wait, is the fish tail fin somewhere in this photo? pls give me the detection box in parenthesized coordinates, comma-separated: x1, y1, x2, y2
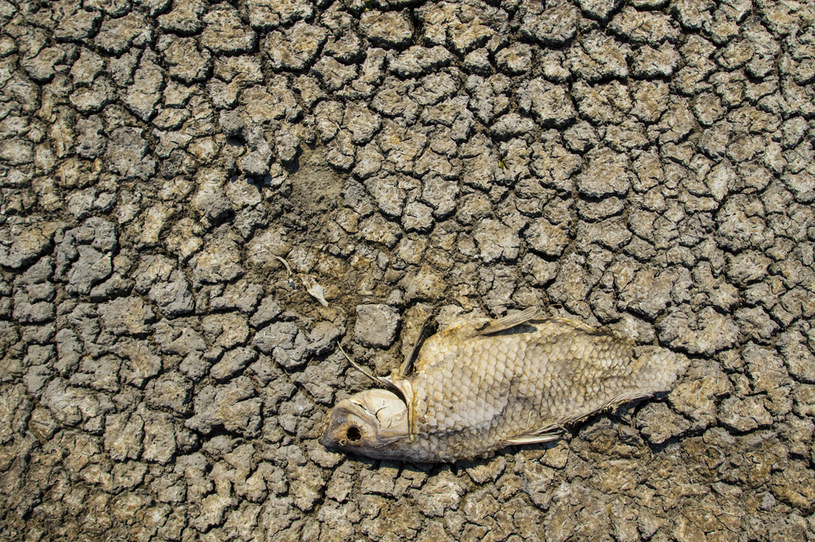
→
(633, 345, 689, 395)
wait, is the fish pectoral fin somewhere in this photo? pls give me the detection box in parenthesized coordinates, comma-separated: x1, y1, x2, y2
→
(479, 307, 542, 336)
(503, 426, 563, 446)
(399, 316, 437, 377)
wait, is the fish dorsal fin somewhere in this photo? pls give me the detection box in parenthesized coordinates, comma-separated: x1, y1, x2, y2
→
(479, 307, 542, 335)
(404, 308, 544, 375)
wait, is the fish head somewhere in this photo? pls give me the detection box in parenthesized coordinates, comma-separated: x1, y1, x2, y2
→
(321, 388, 410, 458)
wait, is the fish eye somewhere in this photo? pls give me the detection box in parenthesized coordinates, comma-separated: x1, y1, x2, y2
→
(346, 426, 362, 442)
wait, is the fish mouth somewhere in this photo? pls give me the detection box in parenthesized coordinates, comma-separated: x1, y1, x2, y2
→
(318, 419, 335, 449)
(319, 419, 342, 450)
(319, 430, 334, 448)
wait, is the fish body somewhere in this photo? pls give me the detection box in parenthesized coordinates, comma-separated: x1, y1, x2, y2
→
(322, 309, 687, 462)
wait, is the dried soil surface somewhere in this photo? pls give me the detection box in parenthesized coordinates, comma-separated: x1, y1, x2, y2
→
(1, 0, 814, 540)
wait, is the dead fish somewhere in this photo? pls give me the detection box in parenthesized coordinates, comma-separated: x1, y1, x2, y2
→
(321, 308, 687, 462)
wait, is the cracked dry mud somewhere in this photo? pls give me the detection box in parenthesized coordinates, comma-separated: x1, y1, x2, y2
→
(0, 0, 814, 540)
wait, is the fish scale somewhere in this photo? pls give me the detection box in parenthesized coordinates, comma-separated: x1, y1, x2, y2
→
(322, 309, 688, 462)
